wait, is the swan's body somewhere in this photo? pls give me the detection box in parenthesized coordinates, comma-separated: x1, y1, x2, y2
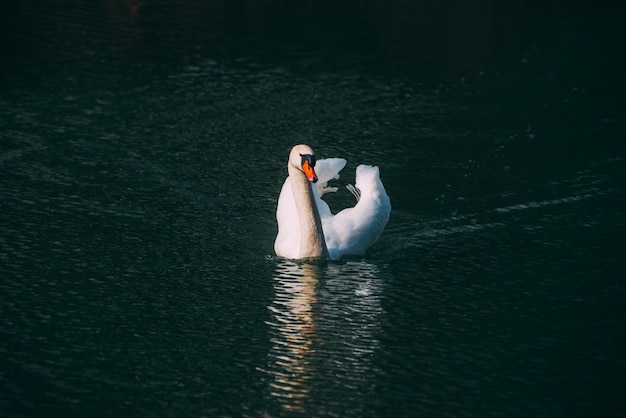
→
(274, 144, 391, 260)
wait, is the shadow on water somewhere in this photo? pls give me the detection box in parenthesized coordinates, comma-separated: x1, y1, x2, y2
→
(262, 259, 384, 415)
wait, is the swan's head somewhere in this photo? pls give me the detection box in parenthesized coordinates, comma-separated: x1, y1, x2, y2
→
(289, 144, 318, 183)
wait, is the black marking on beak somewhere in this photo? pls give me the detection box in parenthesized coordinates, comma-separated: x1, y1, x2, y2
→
(300, 153, 316, 168)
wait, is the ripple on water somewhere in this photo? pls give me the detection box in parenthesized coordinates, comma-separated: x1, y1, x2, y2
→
(261, 260, 386, 415)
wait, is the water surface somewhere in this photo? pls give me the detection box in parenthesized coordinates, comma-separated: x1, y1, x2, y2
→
(1, 1, 625, 417)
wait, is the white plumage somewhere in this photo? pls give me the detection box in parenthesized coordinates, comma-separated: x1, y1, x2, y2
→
(274, 145, 391, 260)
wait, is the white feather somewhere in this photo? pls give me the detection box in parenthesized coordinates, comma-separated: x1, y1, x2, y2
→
(275, 154, 391, 260)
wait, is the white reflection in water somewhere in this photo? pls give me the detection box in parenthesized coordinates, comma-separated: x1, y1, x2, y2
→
(264, 260, 383, 414)
(265, 261, 320, 412)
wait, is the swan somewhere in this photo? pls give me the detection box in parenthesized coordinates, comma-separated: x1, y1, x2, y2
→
(274, 144, 391, 260)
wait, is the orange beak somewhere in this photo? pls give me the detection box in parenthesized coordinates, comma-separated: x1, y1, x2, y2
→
(302, 159, 318, 183)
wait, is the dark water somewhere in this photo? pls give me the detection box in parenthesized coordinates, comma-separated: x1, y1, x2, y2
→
(1, 1, 625, 417)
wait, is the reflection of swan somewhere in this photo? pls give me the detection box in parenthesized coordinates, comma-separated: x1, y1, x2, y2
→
(266, 261, 321, 413)
(274, 144, 391, 260)
(264, 260, 384, 415)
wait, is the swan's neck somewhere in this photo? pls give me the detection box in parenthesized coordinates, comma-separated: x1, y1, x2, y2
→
(289, 165, 329, 259)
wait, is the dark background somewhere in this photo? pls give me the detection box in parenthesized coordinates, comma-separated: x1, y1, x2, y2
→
(1, 1, 625, 417)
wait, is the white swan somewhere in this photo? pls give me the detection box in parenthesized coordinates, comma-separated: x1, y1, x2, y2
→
(274, 144, 391, 260)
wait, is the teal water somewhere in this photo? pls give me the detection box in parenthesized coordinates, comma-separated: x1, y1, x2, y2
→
(1, 1, 625, 417)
